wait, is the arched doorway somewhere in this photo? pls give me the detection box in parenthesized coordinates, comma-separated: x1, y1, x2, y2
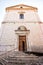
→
(18, 26, 27, 52)
(15, 26, 30, 52)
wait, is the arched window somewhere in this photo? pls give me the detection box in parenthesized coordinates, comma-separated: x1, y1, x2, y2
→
(20, 14, 24, 19)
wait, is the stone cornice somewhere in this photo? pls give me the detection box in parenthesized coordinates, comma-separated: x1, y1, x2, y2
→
(2, 21, 43, 24)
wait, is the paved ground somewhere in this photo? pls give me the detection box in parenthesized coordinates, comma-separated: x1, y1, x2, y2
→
(0, 51, 43, 65)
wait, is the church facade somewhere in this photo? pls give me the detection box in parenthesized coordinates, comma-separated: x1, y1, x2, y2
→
(0, 4, 43, 53)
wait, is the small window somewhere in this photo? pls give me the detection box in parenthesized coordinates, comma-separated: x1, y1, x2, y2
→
(20, 14, 24, 19)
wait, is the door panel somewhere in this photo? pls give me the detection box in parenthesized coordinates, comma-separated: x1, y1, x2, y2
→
(19, 36, 27, 52)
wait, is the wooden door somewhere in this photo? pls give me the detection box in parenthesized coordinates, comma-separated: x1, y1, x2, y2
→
(19, 36, 27, 52)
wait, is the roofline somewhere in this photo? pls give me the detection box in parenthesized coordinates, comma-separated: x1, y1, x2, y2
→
(6, 4, 38, 11)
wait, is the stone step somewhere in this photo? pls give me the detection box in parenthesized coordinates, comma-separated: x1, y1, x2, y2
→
(0, 51, 43, 65)
(1, 58, 43, 65)
(4, 56, 38, 61)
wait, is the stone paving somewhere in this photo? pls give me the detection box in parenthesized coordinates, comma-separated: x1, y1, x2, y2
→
(0, 51, 43, 65)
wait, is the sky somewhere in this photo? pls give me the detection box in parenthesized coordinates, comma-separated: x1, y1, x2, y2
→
(0, 0, 43, 26)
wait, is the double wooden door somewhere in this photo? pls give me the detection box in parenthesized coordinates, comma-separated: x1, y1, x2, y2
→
(19, 36, 27, 52)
